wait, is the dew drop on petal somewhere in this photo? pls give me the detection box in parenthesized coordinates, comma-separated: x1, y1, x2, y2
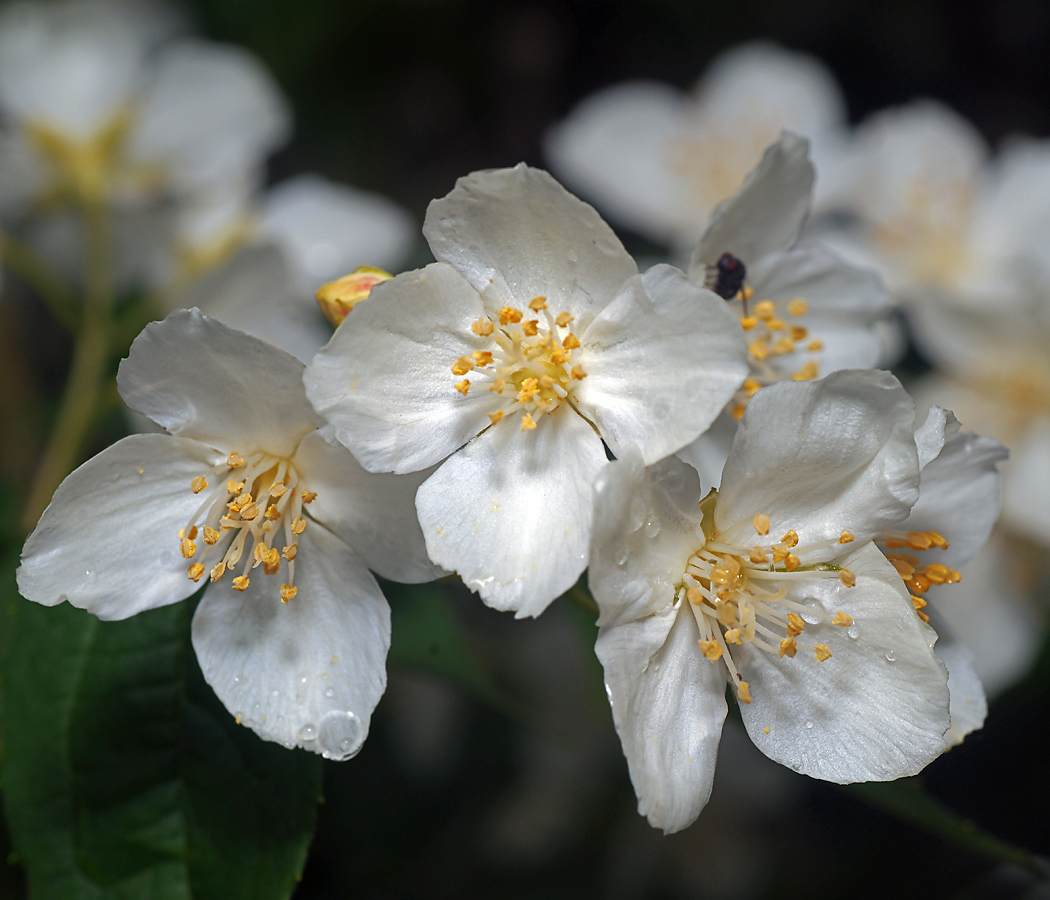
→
(318, 710, 363, 760)
(847, 625, 860, 641)
(297, 722, 317, 742)
(615, 548, 630, 567)
(804, 721, 814, 730)
(324, 687, 335, 698)
(885, 650, 897, 663)
(628, 495, 647, 533)
(644, 517, 661, 538)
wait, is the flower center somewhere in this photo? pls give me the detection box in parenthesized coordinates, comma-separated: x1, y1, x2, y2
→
(681, 492, 858, 704)
(25, 110, 133, 204)
(450, 296, 588, 432)
(878, 529, 960, 623)
(179, 450, 317, 603)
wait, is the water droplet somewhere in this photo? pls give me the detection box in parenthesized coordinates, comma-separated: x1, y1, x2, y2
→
(83, 570, 97, 583)
(615, 549, 629, 567)
(271, 689, 280, 698)
(644, 517, 661, 538)
(297, 723, 317, 742)
(317, 710, 363, 760)
(884, 650, 897, 663)
(847, 625, 860, 641)
(628, 495, 647, 532)
(324, 687, 335, 698)
(567, 249, 578, 263)
(804, 720, 814, 730)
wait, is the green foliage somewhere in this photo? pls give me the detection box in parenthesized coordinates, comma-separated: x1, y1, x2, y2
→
(2, 599, 321, 900)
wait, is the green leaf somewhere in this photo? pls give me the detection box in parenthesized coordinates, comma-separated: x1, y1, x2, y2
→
(2, 599, 322, 900)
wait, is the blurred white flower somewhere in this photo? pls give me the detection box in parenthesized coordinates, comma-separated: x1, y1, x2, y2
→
(18, 309, 442, 758)
(588, 370, 953, 833)
(305, 164, 749, 617)
(544, 42, 848, 249)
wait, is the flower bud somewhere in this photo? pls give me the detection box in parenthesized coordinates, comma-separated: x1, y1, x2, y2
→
(315, 266, 392, 326)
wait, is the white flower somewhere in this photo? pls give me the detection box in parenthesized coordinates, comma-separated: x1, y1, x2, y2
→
(17, 308, 442, 758)
(304, 164, 749, 617)
(0, 0, 289, 208)
(544, 42, 848, 249)
(588, 369, 952, 833)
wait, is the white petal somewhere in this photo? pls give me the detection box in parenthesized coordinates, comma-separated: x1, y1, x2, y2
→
(595, 604, 727, 833)
(260, 174, 416, 293)
(675, 412, 737, 493)
(303, 262, 497, 474)
(588, 449, 703, 629)
(415, 407, 607, 617)
(117, 308, 322, 458)
(294, 428, 443, 584)
(17, 434, 221, 620)
(422, 164, 638, 331)
(575, 265, 748, 464)
(690, 131, 814, 274)
(716, 370, 920, 553)
(737, 543, 950, 782)
(1001, 421, 1050, 545)
(130, 40, 290, 191)
(192, 523, 389, 759)
(543, 81, 696, 245)
(912, 405, 959, 473)
(925, 606, 987, 746)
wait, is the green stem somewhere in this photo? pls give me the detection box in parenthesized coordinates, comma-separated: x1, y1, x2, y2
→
(564, 581, 599, 619)
(20, 202, 113, 533)
(0, 230, 80, 332)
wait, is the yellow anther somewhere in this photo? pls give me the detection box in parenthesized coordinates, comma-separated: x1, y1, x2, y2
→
(787, 297, 809, 317)
(562, 333, 581, 350)
(884, 538, 907, 549)
(227, 452, 244, 468)
(570, 365, 587, 380)
(749, 546, 768, 564)
(266, 504, 281, 521)
(906, 531, 932, 550)
(239, 503, 259, 521)
(768, 318, 786, 333)
(698, 638, 723, 661)
(254, 542, 268, 565)
(550, 349, 570, 366)
(269, 481, 288, 498)
(773, 337, 795, 355)
(472, 317, 495, 336)
(743, 378, 762, 397)
(184, 526, 198, 540)
(911, 594, 927, 610)
(916, 608, 930, 623)
(686, 586, 704, 605)
(806, 339, 824, 352)
(489, 379, 506, 394)
(779, 637, 798, 658)
(814, 644, 832, 662)
(227, 479, 245, 495)
(472, 351, 494, 366)
(710, 565, 732, 586)
(907, 574, 931, 595)
(488, 410, 505, 425)
(191, 476, 209, 494)
(790, 325, 809, 341)
(724, 628, 742, 644)
(754, 513, 770, 536)
(555, 311, 574, 326)
(749, 339, 771, 361)
(521, 320, 539, 336)
(263, 548, 281, 576)
(891, 558, 915, 578)
(840, 568, 856, 587)
(280, 584, 298, 604)
(741, 286, 754, 301)
(838, 530, 855, 544)
(521, 413, 537, 431)
(717, 601, 737, 628)
(203, 526, 220, 545)
(754, 300, 776, 320)
(455, 379, 470, 395)
(737, 681, 752, 704)
(188, 563, 205, 582)
(180, 537, 197, 559)
(529, 296, 548, 311)
(451, 356, 475, 376)
(292, 516, 306, 535)
(928, 531, 949, 549)
(518, 378, 539, 403)
(781, 529, 799, 548)
(498, 306, 523, 325)
(232, 575, 250, 592)
(792, 361, 820, 381)
(785, 553, 801, 571)
(282, 544, 298, 561)
(731, 403, 747, 420)
(887, 551, 920, 566)
(301, 490, 317, 504)
(832, 611, 853, 627)
(786, 613, 805, 637)
(945, 569, 962, 584)
(314, 266, 392, 326)
(210, 562, 226, 582)
(740, 316, 759, 330)
(772, 545, 789, 563)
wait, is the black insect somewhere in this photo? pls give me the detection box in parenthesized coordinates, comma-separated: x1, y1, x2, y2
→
(709, 252, 747, 300)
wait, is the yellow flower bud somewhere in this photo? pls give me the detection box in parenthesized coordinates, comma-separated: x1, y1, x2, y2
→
(315, 266, 393, 326)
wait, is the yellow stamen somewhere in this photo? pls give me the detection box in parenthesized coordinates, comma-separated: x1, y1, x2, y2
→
(785, 553, 801, 571)
(227, 479, 244, 495)
(814, 644, 832, 662)
(737, 681, 752, 704)
(203, 526, 220, 545)
(292, 516, 306, 535)
(451, 356, 475, 376)
(832, 611, 853, 627)
(472, 317, 495, 336)
(472, 351, 494, 366)
(792, 361, 820, 381)
(280, 584, 297, 603)
(529, 296, 548, 311)
(749, 546, 768, 564)
(489, 379, 506, 394)
(781, 529, 799, 548)
(301, 490, 317, 504)
(724, 628, 742, 644)
(521, 320, 539, 336)
(740, 316, 758, 330)
(749, 339, 770, 361)
(743, 378, 762, 397)
(232, 575, 250, 592)
(266, 504, 281, 521)
(754, 300, 776, 320)
(570, 365, 587, 380)
(455, 379, 470, 395)
(779, 637, 797, 658)
(188, 563, 205, 582)
(180, 537, 196, 559)
(282, 544, 298, 561)
(521, 413, 537, 431)
(191, 476, 209, 494)
(562, 334, 581, 350)
(488, 410, 505, 425)
(840, 568, 856, 587)
(786, 613, 805, 637)
(210, 562, 226, 582)
(787, 297, 809, 317)
(753, 513, 770, 535)
(838, 530, 855, 544)
(227, 452, 244, 468)
(555, 311, 574, 326)
(698, 638, 723, 661)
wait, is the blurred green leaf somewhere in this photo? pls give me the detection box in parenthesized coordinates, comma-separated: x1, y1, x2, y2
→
(2, 599, 321, 900)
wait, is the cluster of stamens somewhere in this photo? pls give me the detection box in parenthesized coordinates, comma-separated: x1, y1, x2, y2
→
(879, 529, 959, 623)
(682, 501, 859, 704)
(178, 450, 316, 603)
(450, 296, 587, 431)
(729, 289, 822, 418)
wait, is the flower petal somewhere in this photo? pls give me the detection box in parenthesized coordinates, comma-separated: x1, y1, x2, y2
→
(294, 428, 444, 584)
(675, 412, 737, 494)
(260, 174, 416, 294)
(589, 449, 703, 629)
(575, 264, 748, 464)
(303, 262, 497, 474)
(690, 131, 814, 274)
(191, 522, 390, 760)
(18, 434, 221, 620)
(595, 604, 728, 833)
(117, 308, 322, 458)
(415, 407, 607, 617)
(423, 164, 637, 332)
(925, 606, 987, 747)
(737, 543, 950, 783)
(715, 370, 920, 555)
